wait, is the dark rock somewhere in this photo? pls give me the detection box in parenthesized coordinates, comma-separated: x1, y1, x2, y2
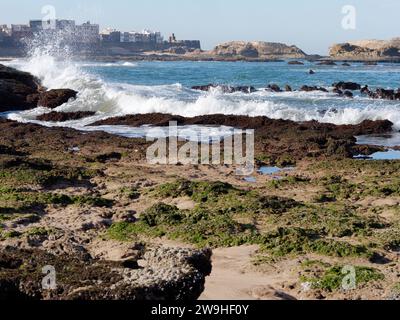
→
(288, 61, 304, 65)
(317, 61, 337, 66)
(0, 246, 212, 301)
(300, 85, 328, 92)
(342, 63, 351, 66)
(309, 69, 315, 74)
(333, 88, 343, 95)
(343, 90, 354, 98)
(376, 88, 396, 100)
(360, 85, 370, 95)
(36, 111, 96, 122)
(333, 81, 361, 91)
(267, 84, 282, 92)
(284, 85, 292, 92)
(90, 113, 393, 160)
(0, 64, 79, 112)
(38, 89, 78, 109)
(0, 64, 43, 112)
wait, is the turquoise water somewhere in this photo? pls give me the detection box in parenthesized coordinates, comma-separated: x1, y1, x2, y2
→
(83, 60, 400, 89)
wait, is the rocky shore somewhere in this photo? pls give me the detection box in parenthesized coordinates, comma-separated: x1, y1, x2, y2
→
(92, 113, 393, 162)
(1, 66, 400, 301)
(1, 116, 400, 300)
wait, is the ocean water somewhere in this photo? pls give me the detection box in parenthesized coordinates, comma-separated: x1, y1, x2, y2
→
(2, 50, 400, 142)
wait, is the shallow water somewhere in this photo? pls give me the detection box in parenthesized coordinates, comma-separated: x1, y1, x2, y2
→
(258, 166, 296, 175)
(354, 150, 400, 160)
(356, 132, 400, 147)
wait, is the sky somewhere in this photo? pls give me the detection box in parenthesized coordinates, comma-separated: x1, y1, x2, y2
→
(1, 0, 399, 55)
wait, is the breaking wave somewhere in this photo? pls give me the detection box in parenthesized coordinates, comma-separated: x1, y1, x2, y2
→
(3, 34, 400, 130)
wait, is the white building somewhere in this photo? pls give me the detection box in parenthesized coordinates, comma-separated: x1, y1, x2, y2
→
(121, 29, 163, 44)
(0, 25, 11, 35)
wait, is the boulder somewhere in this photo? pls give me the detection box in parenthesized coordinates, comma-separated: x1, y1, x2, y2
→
(0, 246, 212, 301)
(267, 84, 282, 92)
(0, 64, 42, 112)
(284, 85, 293, 92)
(300, 85, 328, 92)
(343, 90, 354, 98)
(0, 64, 78, 112)
(360, 85, 371, 95)
(333, 82, 361, 91)
(38, 89, 78, 109)
(333, 88, 343, 95)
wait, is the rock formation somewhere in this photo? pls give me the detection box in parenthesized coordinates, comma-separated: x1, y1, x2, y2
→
(329, 38, 400, 60)
(211, 41, 307, 59)
(0, 64, 77, 112)
(36, 111, 96, 122)
(0, 246, 212, 300)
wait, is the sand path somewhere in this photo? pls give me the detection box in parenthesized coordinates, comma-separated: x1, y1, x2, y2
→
(199, 245, 296, 300)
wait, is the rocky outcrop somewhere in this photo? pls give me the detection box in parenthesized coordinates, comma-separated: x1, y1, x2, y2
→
(90, 113, 393, 160)
(37, 89, 78, 109)
(361, 87, 400, 100)
(300, 85, 328, 92)
(0, 64, 43, 111)
(288, 61, 304, 65)
(0, 246, 212, 300)
(211, 41, 307, 59)
(329, 38, 400, 61)
(333, 82, 361, 91)
(0, 64, 77, 112)
(37, 111, 96, 122)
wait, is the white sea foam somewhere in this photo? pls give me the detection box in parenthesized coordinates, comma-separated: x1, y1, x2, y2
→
(3, 38, 400, 132)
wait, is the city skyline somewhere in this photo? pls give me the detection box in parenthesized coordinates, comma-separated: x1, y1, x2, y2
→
(1, 0, 400, 54)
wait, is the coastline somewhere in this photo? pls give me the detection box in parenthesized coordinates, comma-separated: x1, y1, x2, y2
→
(4, 53, 400, 63)
(1, 59, 400, 301)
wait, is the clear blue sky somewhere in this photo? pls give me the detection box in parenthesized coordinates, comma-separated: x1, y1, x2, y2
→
(1, 0, 399, 54)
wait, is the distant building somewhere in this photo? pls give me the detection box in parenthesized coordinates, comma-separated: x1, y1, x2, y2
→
(75, 21, 99, 43)
(1, 18, 201, 54)
(121, 29, 163, 44)
(100, 28, 121, 43)
(11, 24, 32, 41)
(0, 25, 11, 43)
(168, 33, 201, 50)
(56, 20, 76, 31)
(29, 20, 44, 32)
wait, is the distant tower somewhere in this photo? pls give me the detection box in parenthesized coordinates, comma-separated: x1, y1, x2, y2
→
(169, 33, 177, 43)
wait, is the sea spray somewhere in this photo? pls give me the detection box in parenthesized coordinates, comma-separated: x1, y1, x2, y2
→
(2, 37, 400, 131)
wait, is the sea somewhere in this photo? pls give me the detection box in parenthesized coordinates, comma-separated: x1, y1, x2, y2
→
(2, 47, 400, 146)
